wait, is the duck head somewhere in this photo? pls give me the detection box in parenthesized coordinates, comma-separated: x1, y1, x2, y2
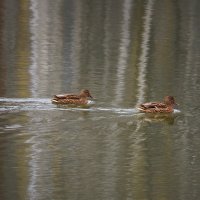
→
(164, 96, 177, 107)
(80, 89, 93, 99)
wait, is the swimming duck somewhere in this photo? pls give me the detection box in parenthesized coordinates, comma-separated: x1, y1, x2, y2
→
(52, 89, 93, 105)
(137, 96, 177, 113)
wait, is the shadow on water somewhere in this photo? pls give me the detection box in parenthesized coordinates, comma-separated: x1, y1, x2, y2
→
(137, 112, 180, 125)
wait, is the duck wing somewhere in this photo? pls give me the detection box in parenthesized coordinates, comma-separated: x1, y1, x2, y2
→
(139, 102, 167, 109)
(53, 94, 80, 100)
(52, 98, 87, 105)
(137, 101, 173, 113)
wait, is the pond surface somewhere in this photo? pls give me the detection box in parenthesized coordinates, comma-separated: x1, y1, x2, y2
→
(0, 0, 200, 200)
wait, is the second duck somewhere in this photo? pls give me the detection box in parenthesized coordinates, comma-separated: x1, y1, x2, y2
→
(52, 89, 93, 105)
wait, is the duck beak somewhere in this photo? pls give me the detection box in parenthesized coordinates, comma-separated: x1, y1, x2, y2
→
(89, 94, 93, 99)
(174, 103, 179, 108)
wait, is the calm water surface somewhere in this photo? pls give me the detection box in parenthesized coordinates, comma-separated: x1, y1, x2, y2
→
(0, 1, 200, 200)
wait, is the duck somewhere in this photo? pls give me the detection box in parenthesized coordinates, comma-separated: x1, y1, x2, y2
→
(51, 89, 93, 105)
(137, 96, 177, 113)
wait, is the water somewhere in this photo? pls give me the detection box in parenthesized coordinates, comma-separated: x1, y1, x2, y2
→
(0, 0, 200, 200)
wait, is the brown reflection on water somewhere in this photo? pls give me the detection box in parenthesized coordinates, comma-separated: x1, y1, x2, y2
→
(16, 0, 31, 97)
(0, 0, 31, 98)
(0, 112, 29, 200)
(0, 1, 5, 96)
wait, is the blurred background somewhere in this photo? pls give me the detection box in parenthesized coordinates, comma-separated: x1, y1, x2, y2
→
(0, 0, 200, 200)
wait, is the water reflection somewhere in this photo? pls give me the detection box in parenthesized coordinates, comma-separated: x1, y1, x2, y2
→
(29, 0, 64, 97)
(115, 0, 132, 104)
(0, 0, 200, 200)
(137, 112, 178, 125)
(136, 0, 154, 105)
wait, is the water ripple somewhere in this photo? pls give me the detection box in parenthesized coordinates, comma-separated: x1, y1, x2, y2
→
(0, 98, 181, 116)
(0, 98, 140, 114)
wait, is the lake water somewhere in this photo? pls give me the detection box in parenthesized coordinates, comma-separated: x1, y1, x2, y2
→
(0, 0, 200, 200)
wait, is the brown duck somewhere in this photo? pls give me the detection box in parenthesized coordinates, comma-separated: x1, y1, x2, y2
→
(52, 89, 93, 105)
(137, 96, 177, 113)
